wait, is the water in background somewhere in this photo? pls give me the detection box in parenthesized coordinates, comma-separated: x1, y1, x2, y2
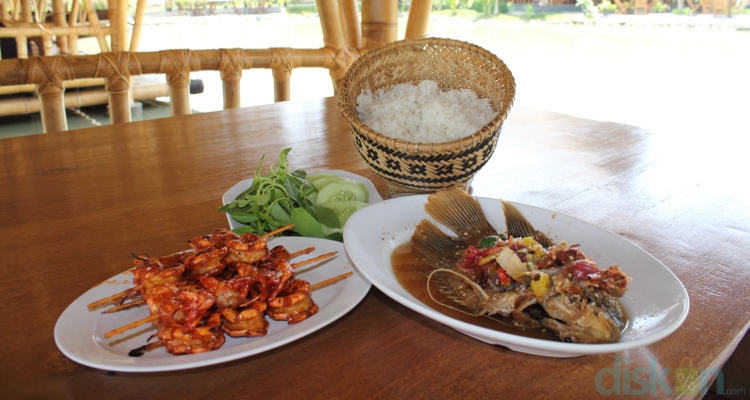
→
(130, 14, 748, 136)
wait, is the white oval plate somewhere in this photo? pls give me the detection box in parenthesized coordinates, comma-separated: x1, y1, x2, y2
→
(54, 237, 371, 372)
(343, 195, 689, 358)
(222, 170, 383, 231)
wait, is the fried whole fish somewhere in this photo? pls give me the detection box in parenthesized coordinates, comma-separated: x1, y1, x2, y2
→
(412, 188, 631, 344)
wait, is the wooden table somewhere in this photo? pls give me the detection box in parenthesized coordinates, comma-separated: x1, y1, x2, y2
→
(1, 97, 747, 398)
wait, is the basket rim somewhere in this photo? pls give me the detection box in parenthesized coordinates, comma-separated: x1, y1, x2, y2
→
(337, 37, 516, 154)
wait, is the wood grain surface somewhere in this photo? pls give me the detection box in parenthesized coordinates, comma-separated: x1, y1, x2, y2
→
(1, 97, 747, 399)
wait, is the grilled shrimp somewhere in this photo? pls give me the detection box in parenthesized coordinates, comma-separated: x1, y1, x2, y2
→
(158, 313, 225, 354)
(266, 280, 319, 324)
(220, 302, 269, 337)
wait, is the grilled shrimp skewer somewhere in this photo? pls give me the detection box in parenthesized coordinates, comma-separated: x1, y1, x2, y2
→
(94, 227, 350, 356)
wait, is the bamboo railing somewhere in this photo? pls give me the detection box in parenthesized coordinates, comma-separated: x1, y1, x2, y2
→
(0, 0, 434, 133)
(0, 0, 134, 57)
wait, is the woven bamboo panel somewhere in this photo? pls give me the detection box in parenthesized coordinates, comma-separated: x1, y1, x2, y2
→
(337, 37, 516, 196)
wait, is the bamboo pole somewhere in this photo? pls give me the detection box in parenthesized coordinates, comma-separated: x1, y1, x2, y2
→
(217, 48, 248, 109)
(361, 0, 398, 50)
(13, 0, 22, 20)
(67, 0, 81, 56)
(0, 44, 382, 131)
(109, 0, 128, 51)
(1, 0, 10, 21)
(130, 0, 148, 52)
(404, 0, 432, 39)
(22, 0, 32, 22)
(0, 78, 106, 96)
(81, 0, 111, 52)
(337, 0, 360, 49)
(51, 0, 68, 53)
(0, 82, 169, 117)
(15, 35, 28, 58)
(316, 0, 346, 50)
(0, 23, 113, 39)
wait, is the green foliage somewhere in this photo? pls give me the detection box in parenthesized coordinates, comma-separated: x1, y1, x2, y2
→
(576, 0, 599, 17)
(653, 0, 669, 12)
(670, 5, 692, 14)
(432, 0, 480, 12)
(598, 0, 618, 14)
(498, 0, 511, 13)
(220, 148, 327, 239)
(471, 0, 512, 15)
(433, 8, 482, 17)
(284, 3, 317, 14)
(469, 0, 486, 12)
(521, 4, 536, 19)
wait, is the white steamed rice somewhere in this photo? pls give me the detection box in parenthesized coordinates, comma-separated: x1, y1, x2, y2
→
(355, 80, 495, 144)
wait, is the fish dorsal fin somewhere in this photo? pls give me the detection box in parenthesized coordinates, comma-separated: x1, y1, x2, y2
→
(424, 188, 496, 245)
(411, 219, 466, 269)
(501, 199, 555, 247)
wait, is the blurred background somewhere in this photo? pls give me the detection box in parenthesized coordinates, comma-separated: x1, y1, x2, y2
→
(1, 0, 748, 141)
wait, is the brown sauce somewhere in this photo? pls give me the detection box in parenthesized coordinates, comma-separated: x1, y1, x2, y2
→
(391, 241, 560, 342)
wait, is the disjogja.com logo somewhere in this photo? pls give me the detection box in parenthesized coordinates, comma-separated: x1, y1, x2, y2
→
(594, 356, 742, 396)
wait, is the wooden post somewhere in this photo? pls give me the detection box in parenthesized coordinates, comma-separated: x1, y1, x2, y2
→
(26, 57, 75, 132)
(67, 0, 81, 56)
(82, 0, 111, 52)
(109, 0, 129, 52)
(22, 0, 32, 22)
(361, 0, 398, 50)
(405, 0, 432, 39)
(338, 0, 361, 49)
(15, 35, 29, 58)
(316, 0, 346, 50)
(92, 52, 142, 124)
(270, 48, 298, 102)
(158, 50, 201, 115)
(1, 0, 9, 21)
(130, 0, 148, 52)
(51, 0, 68, 53)
(218, 48, 250, 109)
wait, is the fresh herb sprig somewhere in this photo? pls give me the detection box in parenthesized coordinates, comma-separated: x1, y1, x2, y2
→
(218, 148, 342, 239)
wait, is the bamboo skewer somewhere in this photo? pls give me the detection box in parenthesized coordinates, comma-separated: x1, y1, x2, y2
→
(292, 252, 338, 268)
(87, 285, 142, 310)
(128, 340, 165, 357)
(95, 227, 347, 344)
(289, 247, 315, 259)
(104, 314, 158, 338)
(88, 246, 330, 313)
(104, 272, 352, 339)
(103, 299, 146, 314)
(261, 224, 295, 239)
(311, 272, 353, 291)
(124, 272, 354, 355)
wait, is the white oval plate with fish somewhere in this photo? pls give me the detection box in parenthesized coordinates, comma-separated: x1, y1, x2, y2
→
(343, 195, 689, 358)
(222, 170, 383, 231)
(54, 237, 370, 372)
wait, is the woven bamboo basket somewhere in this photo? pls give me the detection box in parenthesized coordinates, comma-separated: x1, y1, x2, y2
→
(337, 37, 516, 197)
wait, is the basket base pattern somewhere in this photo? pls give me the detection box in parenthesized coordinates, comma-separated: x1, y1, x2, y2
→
(352, 125, 499, 192)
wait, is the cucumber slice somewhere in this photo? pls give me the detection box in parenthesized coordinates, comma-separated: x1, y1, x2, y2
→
(315, 178, 369, 205)
(311, 176, 341, 190)
(318, 200, 368, 227)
